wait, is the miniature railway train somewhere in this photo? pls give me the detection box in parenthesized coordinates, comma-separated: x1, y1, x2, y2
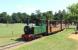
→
(22, 19, 65, 41)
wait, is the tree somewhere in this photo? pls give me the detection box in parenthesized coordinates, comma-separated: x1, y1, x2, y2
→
(68, 3, 78, 33)
(54, 10, 63, 20)
(36, 10, 42, 19)
(6, 15, 13, 23)
(16, 12, 22, 22)
(21, 13, 30, 23)
(62, 10, 67, 21)
(0, 12, 8, 23)
(30, 13, 36, 23)
(35, 10, 42, 25)
(46, 11, 53, 20)
(68, 3, 78, 21)
(11, 13, 21, 23)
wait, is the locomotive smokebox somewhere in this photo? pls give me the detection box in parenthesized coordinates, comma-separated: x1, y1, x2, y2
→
(24, 23, 35, 34)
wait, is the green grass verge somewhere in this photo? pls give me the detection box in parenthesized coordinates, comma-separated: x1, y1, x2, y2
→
(0, 37, 19, 46)
(0, 23, 25, 46)
(0, 23, 25, 36)
(14, 29, 78, 50)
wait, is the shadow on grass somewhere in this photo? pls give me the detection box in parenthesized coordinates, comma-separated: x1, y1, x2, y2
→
(10, 38, 24, 42)
(14, 38, 23, 41)
(66, 28, 75, 29)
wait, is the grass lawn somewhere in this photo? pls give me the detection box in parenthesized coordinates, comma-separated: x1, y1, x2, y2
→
(0, 24, 77, 50)
(0, 37, 19, 46)
(0, 23, 25, 46)
(14, 29, 78, 50)
(0, 23, 25, 37)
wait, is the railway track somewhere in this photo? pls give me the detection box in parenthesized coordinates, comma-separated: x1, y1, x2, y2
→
(0, 24, 65, 50)
(0, 41, 25, 50)
(0, 37, 45, 50)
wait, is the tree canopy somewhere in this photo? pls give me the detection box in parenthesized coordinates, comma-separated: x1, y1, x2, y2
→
(0, 3, 78, 24)
(68, 3, 78, 21)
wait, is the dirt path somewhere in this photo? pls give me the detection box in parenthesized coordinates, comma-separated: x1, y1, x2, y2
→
(68, 34, 78, 41)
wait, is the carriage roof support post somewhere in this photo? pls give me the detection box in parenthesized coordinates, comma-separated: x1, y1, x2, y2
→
(75, 22, 78, 34)
(50, 21, 52, 32)
(60, 20, 62, 30)
(75, 16, 78, 34)
(46, 18, 49, 34)
(60, 16, 63, 31)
